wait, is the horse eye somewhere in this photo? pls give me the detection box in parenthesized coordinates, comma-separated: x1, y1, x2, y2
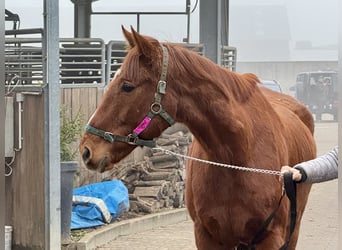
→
(121, 83, 135, 93)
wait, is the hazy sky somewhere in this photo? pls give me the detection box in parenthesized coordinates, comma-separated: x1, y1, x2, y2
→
(5, 0, 338, 60)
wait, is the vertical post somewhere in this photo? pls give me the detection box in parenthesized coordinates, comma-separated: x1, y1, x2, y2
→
(220, 0, 229, 47)
(43, 0, 61, 249)
(185, 0, 191, 42)
(199, 0, 229, 64)
(199, 0, 218, 63)
(137, 14, 140, 33)
(338, 1, 342, 247)
(71, 0, 93, 38)
(0, 0, 5, 249)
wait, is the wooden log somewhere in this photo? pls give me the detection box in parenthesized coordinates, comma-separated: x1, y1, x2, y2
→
(153, 161, 179, 170)
(134, 180, 167, 187)
(129, 200, 153, 213)
(105, 163, 131, 180)
(107, 160, 151, 180)
(133, 186, 163, 199)
(163, 197, 170, 208)
(123, 172, 140, 184)
(129, 197, 160, 213)
(140, 197, 161, 211)
(160, 182, 170, 197)
(148, 167, 177, 173)
(149, 154, 178, 164)
(157, 134, 191, 146)
(156, 137, 182, 146)
(129, 193, 138, 200)
(129, 200, 139, 213)
(159, 199, 165, 208)
(162, 123, 189, 135)
(161, 131, 184, 138)
(173, 192, 184, 208)
(162, 197, 174, 208)
(153, 144, 177, 152)
(125, 184, 135, 194)
(141, 171, 176, 181)
(177, 137, 192, 146)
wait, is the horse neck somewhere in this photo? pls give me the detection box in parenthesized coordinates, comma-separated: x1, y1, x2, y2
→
(171, 69, 257, 164)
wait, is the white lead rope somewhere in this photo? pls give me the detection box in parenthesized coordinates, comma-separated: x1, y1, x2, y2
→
(152, 147, 283, 176)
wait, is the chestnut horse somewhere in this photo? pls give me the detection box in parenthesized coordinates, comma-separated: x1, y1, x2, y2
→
(79, 27, 316, 249)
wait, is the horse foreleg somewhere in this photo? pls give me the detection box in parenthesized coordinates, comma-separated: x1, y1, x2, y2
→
(252, 224, 300, 250)
(251, 229, 288, 250)
(193, 221, 234, 250)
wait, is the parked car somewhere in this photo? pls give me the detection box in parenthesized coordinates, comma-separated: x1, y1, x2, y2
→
(259, 80, 283, 93)
(291, 71, 338, 121)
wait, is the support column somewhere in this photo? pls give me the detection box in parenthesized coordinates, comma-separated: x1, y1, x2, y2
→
(199, 0, 229, 64)
(71, 0, 98, 38)
(0, 0, 5, 248)
(43, 0, 61, 249)
(339, 7, 342, 247)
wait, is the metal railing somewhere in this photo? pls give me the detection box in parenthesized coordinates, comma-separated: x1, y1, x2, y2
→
(60, 38, 106, 87)
(5, 29, 107, 89)
(105, 41, 127, 84)
(222, 46, 237, 72)
(5, 36, 44, 87)
(106, 41, 205, 84)
(5, 31, 236, 89)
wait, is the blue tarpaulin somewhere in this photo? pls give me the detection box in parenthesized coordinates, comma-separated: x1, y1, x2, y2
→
(71, 180, 129, 229)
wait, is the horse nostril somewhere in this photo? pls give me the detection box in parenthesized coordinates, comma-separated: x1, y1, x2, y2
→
(82, 147, 91, 164)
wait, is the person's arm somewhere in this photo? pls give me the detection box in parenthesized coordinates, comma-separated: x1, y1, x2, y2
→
(281, 146, 338, 183)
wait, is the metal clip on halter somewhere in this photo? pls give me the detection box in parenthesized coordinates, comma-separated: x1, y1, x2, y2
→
(126, 134, 138, 145)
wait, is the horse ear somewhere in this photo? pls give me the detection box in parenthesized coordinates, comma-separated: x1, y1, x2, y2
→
(130, 27, 155, 59)
(122, 25, 135, 48)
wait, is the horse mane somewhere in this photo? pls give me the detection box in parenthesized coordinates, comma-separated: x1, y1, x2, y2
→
(164, 43, 259, 103)
(122, 37, 260, 105)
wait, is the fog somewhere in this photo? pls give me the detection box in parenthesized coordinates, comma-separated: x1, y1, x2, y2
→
(5, 0, 338, 62)
(5, 0, 339, 91)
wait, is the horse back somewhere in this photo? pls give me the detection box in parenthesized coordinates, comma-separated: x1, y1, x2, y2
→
(261, 88, 316, 164)
(261, 88, 314, 135)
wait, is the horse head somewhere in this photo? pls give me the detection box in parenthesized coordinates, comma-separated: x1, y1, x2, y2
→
(79, 27, 177, 172)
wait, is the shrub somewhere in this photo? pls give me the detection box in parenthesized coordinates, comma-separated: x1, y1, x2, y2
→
(60, 107, 83, 161)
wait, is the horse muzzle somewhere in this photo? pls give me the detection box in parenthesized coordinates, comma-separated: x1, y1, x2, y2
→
(81, 146, 110, 172)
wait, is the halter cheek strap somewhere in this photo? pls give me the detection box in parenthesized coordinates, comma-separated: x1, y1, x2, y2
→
(85, 124, 157, 148)
(85, 44, 175, 148)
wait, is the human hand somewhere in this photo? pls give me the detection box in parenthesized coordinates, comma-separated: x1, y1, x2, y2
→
(280, 166, 303, 182)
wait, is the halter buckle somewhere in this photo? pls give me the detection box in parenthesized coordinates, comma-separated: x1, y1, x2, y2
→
(158, 80, 166, 94)
(127, 134, 138, 145)
(104, 132, 115, 143)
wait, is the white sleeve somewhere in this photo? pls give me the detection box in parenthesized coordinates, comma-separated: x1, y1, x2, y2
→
(294, 146, 338, 183)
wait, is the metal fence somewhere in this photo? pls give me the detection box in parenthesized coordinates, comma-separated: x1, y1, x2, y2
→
(60, 38, 105, 87)
(5, 35, 237, 89)
(222, 46, 237, 72)
(105, 40, 127, 83)
(5, 38, 44, 87)
(106, 41, 207, 84)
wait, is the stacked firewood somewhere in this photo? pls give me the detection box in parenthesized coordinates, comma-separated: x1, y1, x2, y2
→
(104, 128, 192, 214)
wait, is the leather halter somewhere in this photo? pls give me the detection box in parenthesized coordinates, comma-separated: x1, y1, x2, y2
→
(85, 45, 175, 148)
